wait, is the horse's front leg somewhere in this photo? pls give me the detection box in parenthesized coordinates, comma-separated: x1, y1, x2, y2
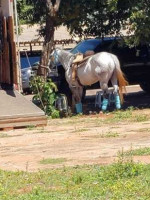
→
(75, 86, 83, 113)
(71, 93, 76, 113)
(71, 87, 83, 114)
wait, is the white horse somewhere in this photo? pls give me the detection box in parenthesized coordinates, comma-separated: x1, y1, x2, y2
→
(51, 48, 128, 112)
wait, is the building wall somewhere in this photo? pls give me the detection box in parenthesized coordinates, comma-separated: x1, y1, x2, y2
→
(0, 0, 13, 17)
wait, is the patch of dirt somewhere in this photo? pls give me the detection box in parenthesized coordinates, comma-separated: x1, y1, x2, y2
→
(1, 108, 150, 172)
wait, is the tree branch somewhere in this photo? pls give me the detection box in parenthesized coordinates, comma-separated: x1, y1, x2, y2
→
(54, 0, 61, 12)
(46, 0, 53, 10)
(46, 0, 61, 16)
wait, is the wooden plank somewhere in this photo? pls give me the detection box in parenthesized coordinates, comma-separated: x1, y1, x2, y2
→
(2, 16, 7, 39)
(7, 16, 14, 41)
(8, 16, 17, 85)
(0, 116, 47, 129)
(0, 116, 47, 124)
(0, 120, 47, 129)
(1, 16, 11, 84)
(11, 41, 17, 84)
(2, 40, 11, 83)
(0, 53, 2, 82)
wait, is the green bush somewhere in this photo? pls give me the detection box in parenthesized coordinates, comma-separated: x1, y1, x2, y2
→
(30, 76, 60, 118)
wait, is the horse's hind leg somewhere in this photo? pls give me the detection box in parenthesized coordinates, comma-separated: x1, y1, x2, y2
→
(111, 73, 121, 109)
(100, 82, 109, 111)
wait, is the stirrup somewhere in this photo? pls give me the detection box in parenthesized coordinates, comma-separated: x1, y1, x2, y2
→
(115, 95, 121, 109)
(102, 98, 108, 111)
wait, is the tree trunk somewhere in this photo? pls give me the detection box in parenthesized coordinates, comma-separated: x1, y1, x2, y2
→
(38, 15, 55, 77)
(37, 0, 61, 78)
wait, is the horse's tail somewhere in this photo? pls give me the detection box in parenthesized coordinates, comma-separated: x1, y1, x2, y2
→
(113, 55, 128, 103)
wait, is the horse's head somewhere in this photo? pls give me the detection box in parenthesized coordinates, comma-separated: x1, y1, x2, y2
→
(50, 48, 76, 72)
(50, 48, 61, 66)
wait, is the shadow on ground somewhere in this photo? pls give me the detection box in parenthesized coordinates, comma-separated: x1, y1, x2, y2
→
(84, 90, 150, 114)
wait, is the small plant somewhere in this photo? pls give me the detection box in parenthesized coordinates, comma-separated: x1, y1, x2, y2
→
(30, 76, 60, 118)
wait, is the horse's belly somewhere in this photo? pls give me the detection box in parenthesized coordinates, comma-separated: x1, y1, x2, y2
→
(77, 66, 98, 85)
(79, 73, 98, 85)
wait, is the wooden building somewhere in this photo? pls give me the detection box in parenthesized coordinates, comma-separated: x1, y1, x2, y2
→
(0, 0, 47, 130)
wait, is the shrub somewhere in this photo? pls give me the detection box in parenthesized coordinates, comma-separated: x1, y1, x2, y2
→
(30, 76, 60, 118)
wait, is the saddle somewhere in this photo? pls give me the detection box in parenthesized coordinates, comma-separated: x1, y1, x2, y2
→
(71, 50, 95, 86)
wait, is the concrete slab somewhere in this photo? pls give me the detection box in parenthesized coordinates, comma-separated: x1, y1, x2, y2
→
(0, 89, 45, 120)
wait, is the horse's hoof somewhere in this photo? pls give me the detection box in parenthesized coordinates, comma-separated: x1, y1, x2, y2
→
(116, 104, 121, 109)
(102, 106, 107, 111)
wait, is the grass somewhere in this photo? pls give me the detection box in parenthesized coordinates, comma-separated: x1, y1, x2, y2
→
(1, 156, 150, 200)
(125, 147, 150, 156)
(47, 107, 150, 129)
(40, 158, 67, 165)
(100, 131, 119, 138)
(133, 114, 148, 122)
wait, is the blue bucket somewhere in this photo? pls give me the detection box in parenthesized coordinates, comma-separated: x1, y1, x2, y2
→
(75, 103, 83, 114)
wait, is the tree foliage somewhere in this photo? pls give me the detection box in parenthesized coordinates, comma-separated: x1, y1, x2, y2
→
(17, 0, 150, 45)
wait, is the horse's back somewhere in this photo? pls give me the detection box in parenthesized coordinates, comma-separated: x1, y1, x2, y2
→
(93, 52, 117, 62)
(77, 52, 116, 86)
(90, 52, 117, 72)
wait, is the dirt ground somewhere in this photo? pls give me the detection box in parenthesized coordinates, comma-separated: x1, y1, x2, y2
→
(1, 85, 150, 172)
